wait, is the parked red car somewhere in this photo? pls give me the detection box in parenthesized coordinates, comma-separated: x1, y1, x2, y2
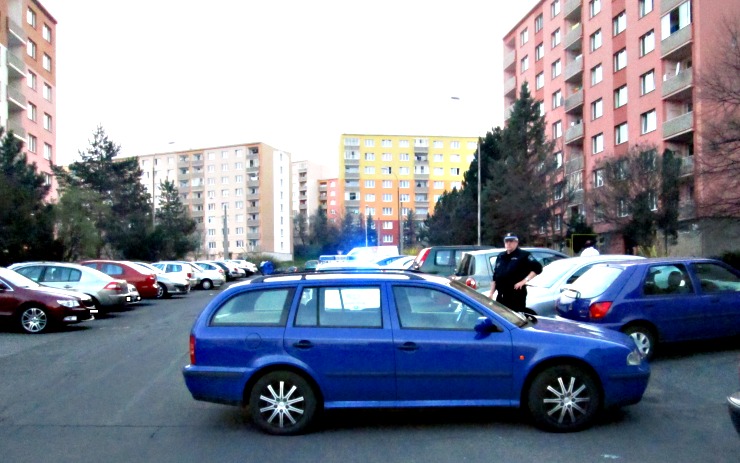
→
(79, 260, 159, 299)
(0, 267, 93, 333)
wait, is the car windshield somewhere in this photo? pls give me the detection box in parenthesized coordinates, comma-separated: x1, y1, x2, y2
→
(0, 267, 41, 288)
(449, 280, 528, 327)
(565, 265, 624, 298)
(528, 258, 581, 288)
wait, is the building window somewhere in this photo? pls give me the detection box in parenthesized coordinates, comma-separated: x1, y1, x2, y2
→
(590, 29, 602, 51)
(382, 207, 392, 216)
(661, 1, 692, 40)
(538, 101, 545, 116)
(27, 134, 37, 153)
(592, 133, 604, 154)
(381, 152, 392, 161)
(551, 0, 561, 17)
(615, 122, 628, 145)
(27, 103, 36, 121)
(27, 71, 37, 89)
(641, 109, 657, 134)
(589, 0, 601, 17)
(552, 90, 563, 109)
(364, 166, 375, 174)
(554, 151, 563, 168)
(640, 70, 656, 95)
(382, 180, 392, 188)
(551, 59, 562, 78)
(535, 72, 545, 89)
(613, 11, 626, 35)
(364, 139, 375, 147)
(591, 64, 603, 86)
(365, 180, 375, 188)
(43, 143, 52, 160)
(551, 28, 561, 48)
(593, 169, 604, 187)
(42, 54, 52, 72)
(591, 98, 603, 120)
(433, 154, 444, 162)
(640, 30, 655, 56)
(43, 83, 52, 101)
(552, 121, 563, 139)
(365, 194, 376, 202)
(382, 139, 392, 147)
(450, 168, 461, 176)
(382, 194, 393, 202)
(399, 166, 410, 175)
(43, 24, 52, 42)
(399, 153, 409, 161)
(648, 191, 658, 211)
(521, 55, 529, 73)
(614, 48, 627, 71)
(535, 14, 544, 32)
(27, 40, 36, 59)
(618, 199, 630, 217)
(520, 28, 529, 45)
(434, 181, 444, 189)
(535, 42, 544, 61)
(569, 171, 583, 192)
(365, 152, 375, 161)
(614, 85, 628, 108)
(27, 8, 36, 27)
(43, 113, 52, 131)
(639, 0, 654, 18)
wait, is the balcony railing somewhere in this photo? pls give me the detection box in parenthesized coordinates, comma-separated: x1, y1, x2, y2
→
(503, 49, 516, 71)
(662, 0, 686, 14)
(565, 122, 584, 144)
(661, 25, 692, 60)
(663, 112, 693, 140)
(565, 155, 584, 175)
(504, 76, 517, 96)
(564, 55, 583, 82)
(564, 23, 582, 52)
(662, 69, 693, 99)
(564, 90, 584, 113)
(564, 0, 582, 21)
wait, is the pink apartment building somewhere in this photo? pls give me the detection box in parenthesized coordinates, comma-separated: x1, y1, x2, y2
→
(504, 0, 740, 256)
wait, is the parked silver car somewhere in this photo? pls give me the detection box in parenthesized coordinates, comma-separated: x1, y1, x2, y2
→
(189, 262, 225, 290)
(9, 262, 129, 314)
(134, 262, 190, 299)
(525, 255, 644, 316)
(152, 261, 200, 288)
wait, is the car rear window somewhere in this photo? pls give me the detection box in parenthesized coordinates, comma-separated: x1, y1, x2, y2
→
(210, 289, 294, 326)
(567, 265, 623, 298)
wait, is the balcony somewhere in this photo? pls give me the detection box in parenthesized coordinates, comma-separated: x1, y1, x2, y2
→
(564, 55, 583, 83)
(247, 219, 259, 227)
(343, 158, 360, 166)
(504, 104, 515, 121)
(503, 49, 516, 71)
(565, 155, 584, 175)
(247, 179, 260, 188)
(344, 171, 360, 180)
(662, 69, 693, 100)
(504, 75, 517, 97)
(564, 0, 582, 21)
(663, 112, 694, 141)
(7, 50, 25, 78)
(679, 156, 694, 176)
(345, 199, 360, 208)
(564, 23, 582, 52)
(678, 200, 695, 220)
(246, 193, 260, 201)
(661, 26, 692, 61)
(247, 206, 260, 214)
(6, 117, 26, 140)
(7, 84, 26, 111)
(662, 0, 686, 14)
(7, 18, 26, 47)
(247, 232, 261, 240)
(564, 90, 584, 113)
(565, 122, 584, 145)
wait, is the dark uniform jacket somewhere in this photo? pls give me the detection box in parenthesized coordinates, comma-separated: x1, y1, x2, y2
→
(492, 248, 543, 311)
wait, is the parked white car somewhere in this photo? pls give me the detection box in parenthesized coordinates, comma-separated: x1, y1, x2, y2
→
(189, 262, 225, 290)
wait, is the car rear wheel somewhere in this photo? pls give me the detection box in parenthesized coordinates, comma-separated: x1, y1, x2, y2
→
(623, 325, 656, 361)
(156, 283, 167, 299)
(200, 279, 213, 290)
(249, 371, 318, 435)
(19, 306, 50, 334)
(527, 364, 601, 432)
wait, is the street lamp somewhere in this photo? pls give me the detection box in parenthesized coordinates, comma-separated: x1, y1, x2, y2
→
(451, 97, 482, 245)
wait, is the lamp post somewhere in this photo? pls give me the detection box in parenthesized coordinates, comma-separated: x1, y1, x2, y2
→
(451, 97, 482, 245)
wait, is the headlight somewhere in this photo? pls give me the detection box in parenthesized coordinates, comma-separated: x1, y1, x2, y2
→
(57, 299, 80, 308)
(627, 348, 644, 366)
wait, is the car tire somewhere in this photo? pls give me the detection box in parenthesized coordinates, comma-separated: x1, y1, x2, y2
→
(156, 283, 167, 299)
(19, 306, 50, 334)
(527, 364, 601, 432)
(249, 371, 318, 435)
(201, 279, 213, 290)
(623, 325, 656, 361)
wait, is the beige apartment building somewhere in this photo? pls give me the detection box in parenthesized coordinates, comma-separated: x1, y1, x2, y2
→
(136, 142, 293, 261)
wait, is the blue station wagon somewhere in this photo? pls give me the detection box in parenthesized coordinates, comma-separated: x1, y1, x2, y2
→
(183, 271, 650, 435)
(556, 258, 740, 360)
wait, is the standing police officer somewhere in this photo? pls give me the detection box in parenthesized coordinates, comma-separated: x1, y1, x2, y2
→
(487, 232, 542, 312)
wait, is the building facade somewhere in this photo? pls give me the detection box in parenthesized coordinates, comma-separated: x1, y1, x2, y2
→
(504, 0, 740, 255)
(339, 134, 478, 247)
(1, 0, 56, 197)
(136, 142, 293, 261)
(318, 177, 342, 224)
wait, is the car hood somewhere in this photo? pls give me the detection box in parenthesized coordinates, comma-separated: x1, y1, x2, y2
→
(524, 316, 632, 345)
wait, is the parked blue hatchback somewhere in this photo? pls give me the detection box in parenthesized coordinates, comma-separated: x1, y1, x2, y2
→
(556, 258, 740, 360)
(183, 271, 650, 435)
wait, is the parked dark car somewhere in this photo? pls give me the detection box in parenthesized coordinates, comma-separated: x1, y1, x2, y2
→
(80, 260, 159, 299)
(0, 267, 93, 333)
(183, 271, 649, 435)
(556, 258, 740, 360)
(410, 245, 494, 275)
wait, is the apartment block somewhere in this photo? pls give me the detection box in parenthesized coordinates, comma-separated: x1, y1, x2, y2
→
(136, 142, 293, 261)
(291, 160, 326, 219)
(318, 177, 342, 224)
(339, 134, 478, 246)
(504, 0, 740, 255)
(1, 1, 56, 197)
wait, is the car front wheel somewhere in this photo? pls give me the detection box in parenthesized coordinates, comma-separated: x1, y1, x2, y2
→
(527, 364, 601, 432)
(249, 371, 318, 435)
(19, 306, 50, 334)
(200, 279, 213, 290)
(623, 325, 656, 360)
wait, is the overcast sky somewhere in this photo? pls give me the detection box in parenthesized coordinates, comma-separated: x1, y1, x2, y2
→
(42, 0, 538, 174)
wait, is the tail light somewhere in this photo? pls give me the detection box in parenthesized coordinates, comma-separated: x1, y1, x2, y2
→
(189, 334, 196, 365)
(187, 272, 193, 279)
(416, 248, 430, 266)
(589, 301, 613, 319)
(104, 281, 123, 291)
(146, 274, 156, 283)
(465, 277, 478, 289)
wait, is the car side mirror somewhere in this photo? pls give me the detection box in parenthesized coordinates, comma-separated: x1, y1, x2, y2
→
(474, 317, 501, 334)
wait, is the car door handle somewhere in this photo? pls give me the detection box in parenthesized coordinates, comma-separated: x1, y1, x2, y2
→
(398, 342, 418, 351)
(293, 340, 314, 349)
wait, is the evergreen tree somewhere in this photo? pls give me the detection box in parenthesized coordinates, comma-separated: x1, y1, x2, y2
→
(151, 180, 197, 260)
(293, 211, 309, 246)
(0, 130, 60, 265)
(365, 214, 378, 246)
(54, 185, 104, 261)
(657, 149, 681, 254)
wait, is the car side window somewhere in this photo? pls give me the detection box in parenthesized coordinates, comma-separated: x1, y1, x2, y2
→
(434, 250, 453, 266)
(693, 263, 740, 293)
(211, 289, 294, 326)
(643, 265, 692, 295)
(295, 286, 382, 328)
(15, 266, 43, 281)
(392, 286, 480, 330)
(102, 263, 124, 276)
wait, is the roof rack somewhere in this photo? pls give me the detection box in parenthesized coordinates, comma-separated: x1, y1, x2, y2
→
(247, 269, 427, 284)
